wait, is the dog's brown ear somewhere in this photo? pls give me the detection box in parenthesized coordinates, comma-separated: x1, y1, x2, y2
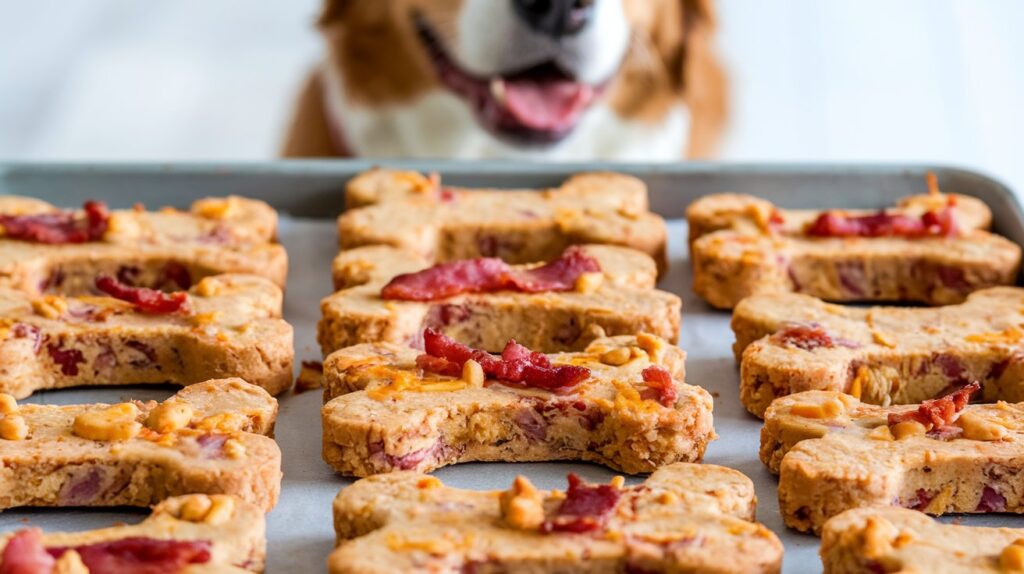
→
(678, 0, 728, 158)
(317, 0, 351, 28)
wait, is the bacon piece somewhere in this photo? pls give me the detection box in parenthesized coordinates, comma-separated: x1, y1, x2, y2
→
(887, 382, 980, 429)
(95, 275, 190, 315)
(381, 246, 601, 301)
(0, 201, 109, 244)
(541, 474, 622, 534)
(47, 538, 211, 574)
(507, 246, 601, 292)
(772, 324, 835, 351)
(416, 329, 590, 393)
(806, 205, 958, 238)
(160, 262, 193, 291)
(0, 529, 55, 574)
(639, 366, 678, 407)
(976, 486, 1007, 512)
(196, 434, 229, 460)
(47, 344, 85, 376)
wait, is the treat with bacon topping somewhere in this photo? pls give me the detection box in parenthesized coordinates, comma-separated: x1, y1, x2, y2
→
(761, 389, 1024, 534)
(329, 463, 782, 574)
(732, 288, 1024, 417)
(0, 273, 292, 399)
(0, 494, 265, 573)
(0, 378, 281, 513)
(321, 333, 713, 476)
(319, 243, 680, 355)
(339, 168, 667, 273)
(0, 195, 286, 296)
(687, 180, 1019, 308)
(821, 507, 1024, 574)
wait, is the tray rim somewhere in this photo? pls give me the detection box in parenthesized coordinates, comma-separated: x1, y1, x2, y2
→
(0, 158, 1016, 196)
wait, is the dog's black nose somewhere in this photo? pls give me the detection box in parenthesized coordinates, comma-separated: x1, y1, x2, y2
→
(512, 0, 594, 38)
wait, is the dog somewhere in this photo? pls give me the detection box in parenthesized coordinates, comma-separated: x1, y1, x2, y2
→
(282, 0, 726, 160)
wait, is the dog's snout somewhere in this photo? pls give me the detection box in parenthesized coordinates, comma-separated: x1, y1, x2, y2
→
(512, 0, 595, 38)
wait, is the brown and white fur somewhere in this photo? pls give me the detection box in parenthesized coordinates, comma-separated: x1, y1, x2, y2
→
(282, 0, 726, 160)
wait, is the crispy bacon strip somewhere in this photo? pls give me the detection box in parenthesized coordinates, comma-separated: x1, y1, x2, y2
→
(46, 538, 212, 574)
(887, 382, 981, 429)
(95, 275, 190, 315)
(806, 204, 958, 238)
(541, 474, 622, 534)
(380, 246, 601, 301)
(639, 366, 678, 407)
(0, 201, 109, 244)
(416, 329, 590, 393)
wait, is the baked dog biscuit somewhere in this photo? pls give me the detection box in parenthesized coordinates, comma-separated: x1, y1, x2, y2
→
(0, 494, 265, 572)
(0, 273, 293, 398)
(734, 288, 1024, 417)
(328, 464, 782, 574)
(772, 385, 1024, 533)
(318, 243, 681, 355)
(687, 187, 1020, 308)
(820, 507, 1024, 574)
(338, 168, 667, 272)
(321, 331, 714, 476)
(0, 378, 282, 512)
(0, 195, 287, 295)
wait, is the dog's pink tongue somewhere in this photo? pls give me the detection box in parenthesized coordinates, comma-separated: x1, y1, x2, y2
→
(502, 79, 595, 132)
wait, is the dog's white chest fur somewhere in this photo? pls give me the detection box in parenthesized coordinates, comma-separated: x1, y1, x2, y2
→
(324, 66, 689, 161)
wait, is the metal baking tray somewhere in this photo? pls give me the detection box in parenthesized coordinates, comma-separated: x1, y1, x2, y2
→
(0, 161, 1021, 573)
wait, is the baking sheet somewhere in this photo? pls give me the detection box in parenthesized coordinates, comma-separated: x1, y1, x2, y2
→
(2, 162, 1023, 573)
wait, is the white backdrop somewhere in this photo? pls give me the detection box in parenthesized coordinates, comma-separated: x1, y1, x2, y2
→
(1, 0, 1023, 192)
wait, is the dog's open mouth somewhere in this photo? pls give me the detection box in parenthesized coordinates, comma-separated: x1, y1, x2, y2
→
(414, 16, 607, 145)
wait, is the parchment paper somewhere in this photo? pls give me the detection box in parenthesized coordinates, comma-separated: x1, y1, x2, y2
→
(4, 217, 1016, 573)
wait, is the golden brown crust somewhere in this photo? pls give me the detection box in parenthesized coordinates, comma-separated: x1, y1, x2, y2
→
(0, 494, 266, 572)
(321, 335, 713, 477)
(328, 464, 781, 574)
(0, 273, 293, 398)
(0, 196, 287, 295)
(821, 507, 1024, 573)
(687, 192, 1018, 309)
(734, 288, 1024, 417)
(0, 379, 282, 512)
(339, 169, 668, 274)
(771, 391, 1024, 534)
(318, 244, 680, 355)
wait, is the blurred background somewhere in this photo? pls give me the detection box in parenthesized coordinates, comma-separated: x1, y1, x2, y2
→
(1, 0, 1022, 191)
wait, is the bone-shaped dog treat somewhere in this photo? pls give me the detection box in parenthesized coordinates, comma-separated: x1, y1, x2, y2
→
(0, 196, 287, 295)
(768, 387, 1024, 534)
(687, 189, 1020, 308)
(0, 273, 293, 398)
(0, 494, 264, 573)
(318, 243, 681, 355)
(338, 168, 668, 272)
(733, 288, 1024, 417)
(328, 464, 782, 574)
(321, 332, 713, 476)
(0, 378, 281, 512)
(821, 507, 1024, 574)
